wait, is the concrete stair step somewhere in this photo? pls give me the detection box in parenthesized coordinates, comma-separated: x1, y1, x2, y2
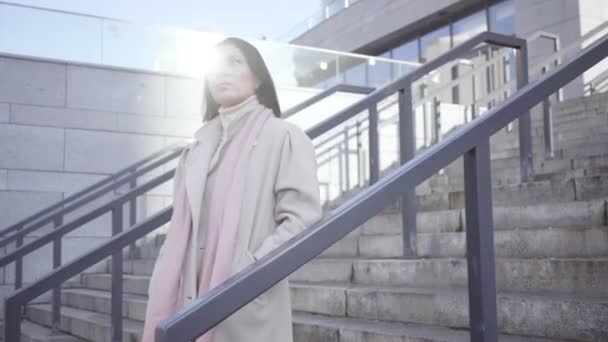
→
(23, 303, 142, 342)
(550, 93, 608, 116)
(7, 319, 86, 342)
(351, 257, 608, 296)
(359, 226, 608, 259)
(60, 287, 148, 321)
(292, 311, 561, 342)
(418, 176, 608, 210)
(290, 282, 608, 341)
(82, 273, 150, 296)
(324, 161, 608, 210)
(532, 108, 607, 129)
(358, 199, 607, 236)
(291, 257, 608, 297)
(489, 130, 608, 153)
(490, 138, 608, 162)
(444, 150, 608, 180)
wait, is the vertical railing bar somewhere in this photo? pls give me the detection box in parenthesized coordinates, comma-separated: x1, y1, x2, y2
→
(515, 42, 534, 182)
(337, 144, 344, 194)
(368, 103, 380, 185)
(463, 139, 498, 342)
(52, 215, 63, 333)
(433, 97, 441, 143)
(356, 119, 363, 186)
(128, 173, 137, 258)
(15, 224, 23, 290)
(541, 67, 555, 160)
(343, 126, 350, 191)
(398, 86, 418, 257)
(111, 204, 124, 342)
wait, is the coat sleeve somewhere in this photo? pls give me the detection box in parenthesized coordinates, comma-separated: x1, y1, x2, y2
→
(252, 124, 323, 261)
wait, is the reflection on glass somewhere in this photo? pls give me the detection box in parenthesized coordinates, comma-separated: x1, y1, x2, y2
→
(392, 40, 419, 62)
(420, 25, 451, 63)
(392, 40, 419, 78)
(0, 2, 414, 93)
(367, 52, 393, 86)
(489, 0, 515, 35)
(289, 48, 339, 89)
(342, 60, 367, 87)
(103, 21, 179, 72)
(453, 10, 487, 46)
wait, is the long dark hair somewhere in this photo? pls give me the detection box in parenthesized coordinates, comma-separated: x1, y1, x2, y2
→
(202, 37, 281, 122)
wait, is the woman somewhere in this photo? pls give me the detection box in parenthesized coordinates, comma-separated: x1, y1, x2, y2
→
(141, 37, 323, 342)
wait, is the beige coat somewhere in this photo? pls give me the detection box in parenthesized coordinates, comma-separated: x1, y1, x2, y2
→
(175, 113, 323, 342)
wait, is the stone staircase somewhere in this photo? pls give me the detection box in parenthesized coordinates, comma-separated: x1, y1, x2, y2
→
(9, 93, 608, 341)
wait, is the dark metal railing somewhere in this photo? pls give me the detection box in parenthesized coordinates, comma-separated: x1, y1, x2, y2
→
(6, 30, 602, 342)
(0, 142, 183, 240)
(0, 144, 185, 293)
(306, 32, 531, 256)
(153, 31, 608, 342)
(0, 83, 372, 341)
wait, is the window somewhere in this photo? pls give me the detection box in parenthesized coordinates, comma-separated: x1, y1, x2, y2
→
(452, 10, 487, 46)
(392, 39, 419, 62)
(343, 62, 367, 86)
(489, 0, 515, 35)
(420, 25, 451, 63)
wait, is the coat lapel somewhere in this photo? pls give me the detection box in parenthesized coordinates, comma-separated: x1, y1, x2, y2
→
(185, 118, 222, 235)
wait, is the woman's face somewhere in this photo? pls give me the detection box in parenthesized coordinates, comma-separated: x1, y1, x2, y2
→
(207, 44, 260, 108)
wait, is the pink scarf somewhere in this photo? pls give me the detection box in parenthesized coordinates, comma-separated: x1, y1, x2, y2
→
(142, 104, 271, 342)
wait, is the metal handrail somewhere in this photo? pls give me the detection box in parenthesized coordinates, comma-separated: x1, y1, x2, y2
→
(4, 32, 538, 342)
(0, 83, 376, 272)
(0, 169, 175, 269)
(155, 31, 608, 342)
(0, 142, 185, 240)
(4, 170, 177, 342)
(0, 148, 184, 251)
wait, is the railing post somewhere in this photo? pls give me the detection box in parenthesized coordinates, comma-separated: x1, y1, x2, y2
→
(128, 172, 138, 258)
(463, 139, 498, 342)
(398, 86, 417, 257)
(368, 103, 380, 184)
(343, 126, 350, 191)
(15, 225, 23, 290)
(516, 42, 534, 182)
(433, 97, 441, 143)
(542, 98, 555, 160)
(541, 67, 555, 160)
(111, 204, 124, 342)
(355, 119, 362, 186)
(5, 296, 21, 342)
(52, 215, 63, 333)
(337, 144, 344, 193)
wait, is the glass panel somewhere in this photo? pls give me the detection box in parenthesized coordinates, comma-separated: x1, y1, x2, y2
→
(0, 2, 415, 93)
(392, 40, 420, 78)
(392, 40, 419, 62)
(0, 4, 102, 64)
(341, 59, 367, 87)
(420, 25, 451, 63)
(102, 21, 179, 72)
(368, 52, 393, 86)
(489, 0, 515, 35)
(452, 10, 487, 46)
